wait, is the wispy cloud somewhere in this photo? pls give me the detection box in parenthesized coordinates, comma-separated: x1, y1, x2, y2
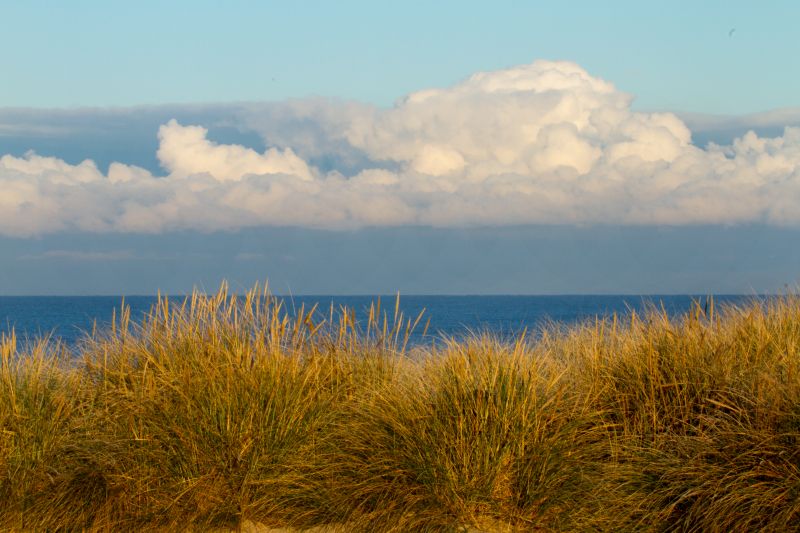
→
(234, 252, 267, 261)
(1, 59, 800, 236)
(0, 123, 74, 137)
(18, 250, 135, 261)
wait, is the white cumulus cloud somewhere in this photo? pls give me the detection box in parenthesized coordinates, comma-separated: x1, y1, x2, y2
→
(156, 120, 314, 181)
(1, 59, 800, 236)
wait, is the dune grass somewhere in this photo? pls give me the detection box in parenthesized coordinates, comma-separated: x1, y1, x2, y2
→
(2, 285, 800, 531)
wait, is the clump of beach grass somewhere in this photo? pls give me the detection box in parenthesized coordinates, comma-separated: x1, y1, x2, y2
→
(1, 284, 800, 531)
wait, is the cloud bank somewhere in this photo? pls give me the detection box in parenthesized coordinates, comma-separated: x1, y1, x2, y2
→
(1, 59, 800, 236)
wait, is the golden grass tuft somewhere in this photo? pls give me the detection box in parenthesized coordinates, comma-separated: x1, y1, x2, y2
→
(2, 285, 800, 531)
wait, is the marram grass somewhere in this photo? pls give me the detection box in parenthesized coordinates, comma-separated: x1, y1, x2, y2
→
(2, 286, 800, 531)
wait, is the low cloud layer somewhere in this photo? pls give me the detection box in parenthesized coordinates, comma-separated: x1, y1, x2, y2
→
(1, 60, 800, 236)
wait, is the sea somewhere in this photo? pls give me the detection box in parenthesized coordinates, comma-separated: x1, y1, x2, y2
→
(0, 294, 759, 349)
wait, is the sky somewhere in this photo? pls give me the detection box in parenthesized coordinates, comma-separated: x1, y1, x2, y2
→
(2, 1, 799, 113)
(0, 2, 799, 295)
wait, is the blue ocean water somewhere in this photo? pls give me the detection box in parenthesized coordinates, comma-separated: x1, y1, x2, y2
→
(0, 295, 757, 348)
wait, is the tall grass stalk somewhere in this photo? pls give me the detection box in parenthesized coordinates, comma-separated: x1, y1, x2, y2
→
(1, 287, 800, 531)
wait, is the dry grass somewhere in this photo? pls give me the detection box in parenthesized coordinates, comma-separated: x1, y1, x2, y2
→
(2, 285, 800, 531)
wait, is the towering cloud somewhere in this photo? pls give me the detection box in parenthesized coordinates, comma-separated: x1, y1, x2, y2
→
(0, 60, 799, 236)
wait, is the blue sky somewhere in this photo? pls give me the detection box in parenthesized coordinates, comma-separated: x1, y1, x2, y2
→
(1, 1, 798, 113)
(1, 2, 799, 295)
